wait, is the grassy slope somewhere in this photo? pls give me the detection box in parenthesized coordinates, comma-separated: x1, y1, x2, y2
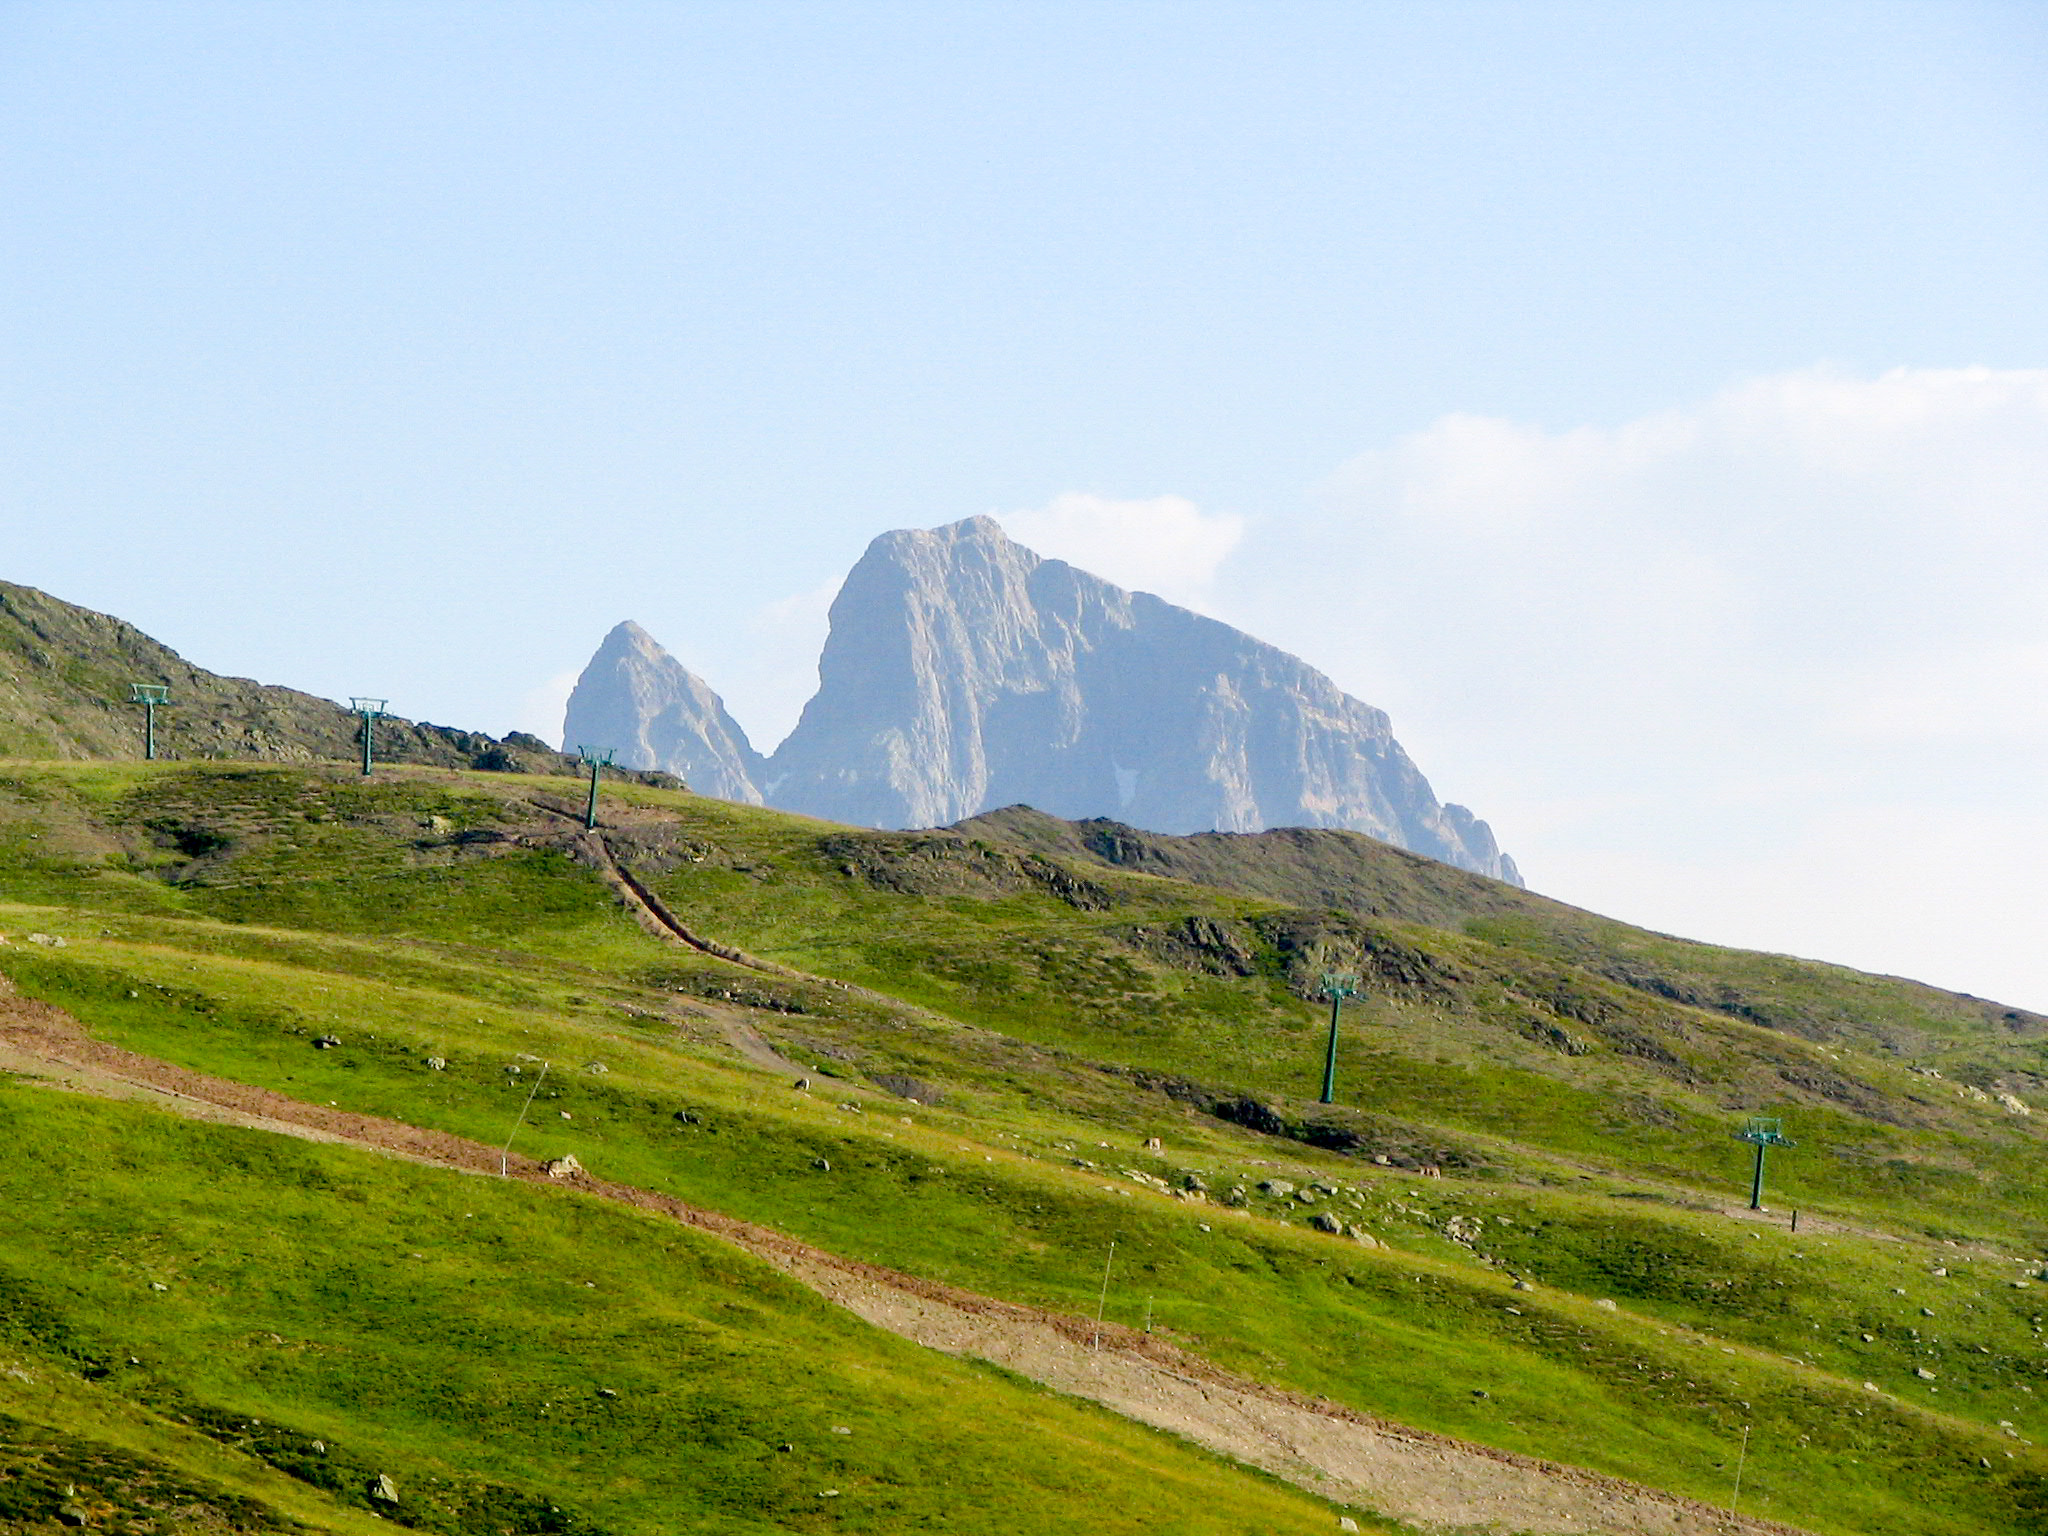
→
(0, 1089, 1347, 1536)
(618, 798, 2048, 1249)
(0, 580, 595, 778)
(3, 760, 2047, 1533)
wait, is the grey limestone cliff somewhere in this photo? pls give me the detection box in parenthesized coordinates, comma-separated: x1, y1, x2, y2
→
(562, 621, 764, 804)
(562, 517, 1520, 884)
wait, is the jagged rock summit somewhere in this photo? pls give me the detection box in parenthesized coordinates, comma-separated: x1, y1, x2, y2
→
(563, 622, 765, 805)
(564, 516, 1521, 884)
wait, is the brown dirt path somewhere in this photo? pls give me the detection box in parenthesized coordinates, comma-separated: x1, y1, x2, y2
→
(0, 994, 1808, 1536)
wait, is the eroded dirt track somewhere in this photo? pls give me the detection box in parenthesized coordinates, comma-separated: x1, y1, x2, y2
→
(0, 993, 1806, 1536)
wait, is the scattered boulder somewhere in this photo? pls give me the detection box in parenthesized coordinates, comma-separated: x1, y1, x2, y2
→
(1344, 1225, 1379, 1248)
(1339, 1519, 1360, 1533)
(55, 1504, 89, 1526)
(1182, 1172, 1208, 1193)
(542, 1155, 583, 1179)
(1311, 1212, 1343, 1234)
(1258, 1179, 1296, 1198)
(26, 933, 66, 948)
(585, 1061, 609, 1075)
(368, 1474, 400, 1504)
(1916, 1367, 1938, 1380)
(1223, 1186, 1249, 1208)
(313, 1034, 341, 1050)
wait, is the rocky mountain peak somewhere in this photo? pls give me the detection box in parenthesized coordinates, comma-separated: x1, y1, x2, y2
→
(561, 621, 764, 804)
(562, 521, 1521, 885)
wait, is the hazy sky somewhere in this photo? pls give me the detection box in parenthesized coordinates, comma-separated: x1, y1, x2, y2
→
(5, 3, 2047, 1007)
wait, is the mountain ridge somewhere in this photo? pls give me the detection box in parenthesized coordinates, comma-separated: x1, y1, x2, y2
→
(0, 577, 669, 784)
(566, 516, 1521, 883)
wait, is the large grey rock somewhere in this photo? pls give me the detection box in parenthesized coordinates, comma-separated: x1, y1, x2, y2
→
(563, 621, 763, 803)
(564, 517, 1519, 882)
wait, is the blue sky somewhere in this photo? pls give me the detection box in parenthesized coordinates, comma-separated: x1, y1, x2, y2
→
(4, 2, 2047, 1004)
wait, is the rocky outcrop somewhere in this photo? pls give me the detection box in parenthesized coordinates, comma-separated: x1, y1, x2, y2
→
(562, 622, 763, 803)
(564, 517, 1520, 883)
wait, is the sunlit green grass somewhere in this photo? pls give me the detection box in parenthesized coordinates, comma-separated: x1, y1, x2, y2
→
(3, 1087, 1364, 1536)
(5, 759, 2048, 1532)
(6, 923, 2042, 1536)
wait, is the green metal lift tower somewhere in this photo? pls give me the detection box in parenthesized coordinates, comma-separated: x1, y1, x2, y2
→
(1735, 1116, 1795, 1211)
(576, 746, 614, 829)
(1317, 971, 1361, 1105)
(128, 684, 170, 760)
(350, 698, 388, 777)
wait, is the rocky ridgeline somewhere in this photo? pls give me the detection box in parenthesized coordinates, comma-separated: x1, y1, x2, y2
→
(564, 516, 1520, 883)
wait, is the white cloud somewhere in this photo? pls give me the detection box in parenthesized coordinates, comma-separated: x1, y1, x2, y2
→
(1257, 366, 2048, 1007)
(999, 492, 1247, 609)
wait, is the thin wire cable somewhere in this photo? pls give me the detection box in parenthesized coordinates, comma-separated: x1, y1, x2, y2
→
(500, 1061, 549, 1175)
(1091, 1240, 1116, 1353)
(1730, 1423, 1750, 1515)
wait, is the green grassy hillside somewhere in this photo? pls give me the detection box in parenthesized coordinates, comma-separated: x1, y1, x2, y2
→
(0, 581, 641, 780)
(1, 1088, 1349, 1536)
(3, 759, 2046, 1534)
